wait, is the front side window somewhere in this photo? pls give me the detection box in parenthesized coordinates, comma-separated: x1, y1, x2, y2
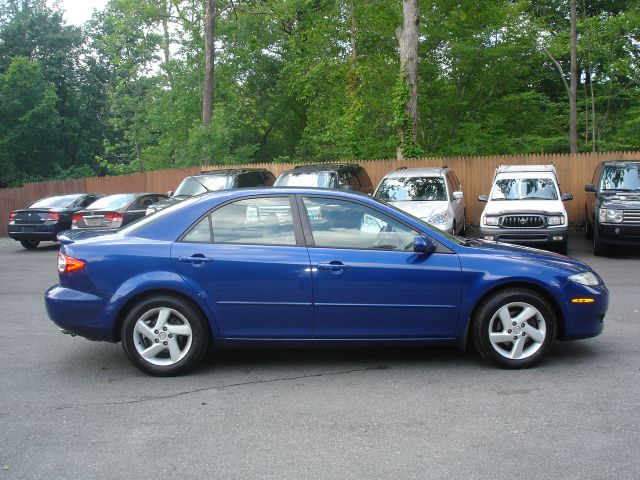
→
(182, 197, 296, 245)
(302, 197, 418, 251)
(490, 177, 559, 201)
(601, 165, 640, 191)
(375, 177, 447, 202)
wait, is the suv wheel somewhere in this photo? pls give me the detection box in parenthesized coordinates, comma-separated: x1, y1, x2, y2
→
(585, 217, 593, 239)
(593, 226, 607, 256)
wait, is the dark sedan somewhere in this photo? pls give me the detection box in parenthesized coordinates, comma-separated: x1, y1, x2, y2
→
(72, 193, 168, 231)
(8, 193, 103, 249)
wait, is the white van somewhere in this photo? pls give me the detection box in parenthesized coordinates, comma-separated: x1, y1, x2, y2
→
(478, 164, 573, 254)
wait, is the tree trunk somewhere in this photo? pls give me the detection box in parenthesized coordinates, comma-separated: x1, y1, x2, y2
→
(162, 1, 173, 87)
(569, 0, 578, 153)
(395, 0, 419, 160)
(202, 0, 216, 128)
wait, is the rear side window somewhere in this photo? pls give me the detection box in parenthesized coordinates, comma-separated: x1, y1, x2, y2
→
(182, 197, 297, 246)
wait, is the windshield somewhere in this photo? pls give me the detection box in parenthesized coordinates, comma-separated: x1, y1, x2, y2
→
(274, 172, 337, 188)
(174, 175, 232, 196)
(490, 177, 558, 200)
(375, 177, 447, 201)
(30, 194, 85, 209)
(601, 165, 640, 191)
(85, 194, 135, 210)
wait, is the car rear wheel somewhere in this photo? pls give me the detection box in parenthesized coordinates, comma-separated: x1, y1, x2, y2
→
(473, 289, 556, 369)
(20, 240, 40, 249)
(121, 295, 209, 376)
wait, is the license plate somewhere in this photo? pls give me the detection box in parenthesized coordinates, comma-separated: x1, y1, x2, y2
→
(85, 218, 102, 226)
(22, 227, 35, 232)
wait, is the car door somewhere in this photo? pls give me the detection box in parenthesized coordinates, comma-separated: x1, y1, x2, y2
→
(171, 195, 313, 339)
(300, 196, 462, 339)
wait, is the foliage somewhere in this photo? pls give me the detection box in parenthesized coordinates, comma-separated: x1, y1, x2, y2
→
(1, 0, 640, 186)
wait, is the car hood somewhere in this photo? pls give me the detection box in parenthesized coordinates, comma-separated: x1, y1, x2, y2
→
(462, 239, 593, 274)
(599, 192, 640, 209)
(482, 199, 565, 216)
(388, 200, 449, 219)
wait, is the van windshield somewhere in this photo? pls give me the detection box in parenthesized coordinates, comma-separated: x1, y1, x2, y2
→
(491, 178, 558, 200)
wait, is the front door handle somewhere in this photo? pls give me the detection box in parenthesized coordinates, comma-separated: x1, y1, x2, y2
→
(317, 262, 352, 272)
(179, 255, 213, 265)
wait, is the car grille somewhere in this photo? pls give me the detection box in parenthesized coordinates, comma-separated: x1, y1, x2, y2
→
(623, 210, 640, 224)
(502, 215, 545, 228)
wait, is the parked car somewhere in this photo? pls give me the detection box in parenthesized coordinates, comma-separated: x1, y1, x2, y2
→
(46, 187, 607, 376)
(145, 168, 275, 215)
(374, 166, 466, 235)
(8, 193, 103, 249)
(479, 164, 573, 254)
(274, 164, 374, 194)
(72, 193, 168, 231)
(585, 161, 640, 256)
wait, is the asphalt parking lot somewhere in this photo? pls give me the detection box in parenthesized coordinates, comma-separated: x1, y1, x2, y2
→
(1, 233, 639, 480)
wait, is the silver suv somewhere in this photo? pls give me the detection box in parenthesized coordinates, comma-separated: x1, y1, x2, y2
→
(373, 167, 466, 235)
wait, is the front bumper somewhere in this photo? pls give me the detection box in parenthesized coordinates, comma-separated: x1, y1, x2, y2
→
(479, 226, 569, 245)
(596, 223, 640, 246)
(559, 282, 608, 340)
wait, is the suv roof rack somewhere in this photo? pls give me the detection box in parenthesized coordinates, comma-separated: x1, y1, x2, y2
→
(199, 167, 268, 175)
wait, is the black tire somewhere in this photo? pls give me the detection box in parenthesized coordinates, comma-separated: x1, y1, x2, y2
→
(584, 217, 593, 239)
(20, 240, 39, 249)
(593, 226, 607, 256)
(557, 238, 568, 255)
(460, 214, 467, 236)
(472, 288, 557, 369)
(451, 221, 457, 236)
(121, 295, 210, 376)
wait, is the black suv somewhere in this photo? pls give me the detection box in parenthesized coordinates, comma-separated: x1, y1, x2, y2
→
(146, 168, 276, 214)
(274, 163, 373, 194)
(585, 161, 640, 255)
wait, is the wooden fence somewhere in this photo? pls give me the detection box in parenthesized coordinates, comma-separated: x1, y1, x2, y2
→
(2, 151, 640, 238)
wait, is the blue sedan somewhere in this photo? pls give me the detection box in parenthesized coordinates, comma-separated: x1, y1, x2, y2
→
(45, 188, 608, 376)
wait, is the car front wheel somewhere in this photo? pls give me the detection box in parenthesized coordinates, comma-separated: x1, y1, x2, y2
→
(473, 289, 557, 369)
(121, 295, 209, 376)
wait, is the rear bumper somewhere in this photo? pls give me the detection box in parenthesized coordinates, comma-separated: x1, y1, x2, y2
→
(8, 224, 66, 242)
(479, 227, 569, 245)
(596, 223, 640, 246)
(44, 285, 118, 342)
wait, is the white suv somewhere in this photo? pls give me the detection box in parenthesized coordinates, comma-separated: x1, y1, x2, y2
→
(478, 164, 573, 254)
(374, 167, 466, 235)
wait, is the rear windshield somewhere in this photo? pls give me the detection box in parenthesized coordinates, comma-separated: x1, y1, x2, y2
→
(490, 178, 558, 200)
(85, 194, 136, 210)
(174, 175, 232, 196)
(601, 165, 640, 191)
(30, 194, 85, 209)
(274, 171, 337, 188)
(375, 177, 447, 201)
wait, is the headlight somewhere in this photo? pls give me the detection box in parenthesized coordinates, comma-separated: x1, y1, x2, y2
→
(599, 208, 622, 223)
(547, 215, 564, 226)
(568, 271, 600, 286)
(427, 211, 448, 224)
(483, 216, 499, 226)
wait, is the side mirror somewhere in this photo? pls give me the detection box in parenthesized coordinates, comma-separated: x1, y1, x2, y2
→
(453, 191, 464, 200)
(167, 190, 174, 197)
(585, 184, 596, 193)
(478, 194, 488, 202)
(561, 193, 573, 201)
(414, 235, 436, 256)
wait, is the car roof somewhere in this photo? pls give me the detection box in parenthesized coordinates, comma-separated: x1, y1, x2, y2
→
(198, 168, 270, 176)
(383, 167, 448, 178)
(284, 163, 361, 174)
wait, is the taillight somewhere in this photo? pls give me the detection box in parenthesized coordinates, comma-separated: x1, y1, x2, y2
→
(46, 210, 60, 221)
(57, 252, 86, 273)
(72, 214, 82, 228)
(9, 211, 16, 222)
(104, 212, 124, 228)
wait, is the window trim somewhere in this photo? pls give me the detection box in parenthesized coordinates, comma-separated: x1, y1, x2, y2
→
(178, 194, 305, 247)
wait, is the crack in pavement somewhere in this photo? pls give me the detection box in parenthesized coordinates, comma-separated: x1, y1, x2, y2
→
(55, 365, 389, 409)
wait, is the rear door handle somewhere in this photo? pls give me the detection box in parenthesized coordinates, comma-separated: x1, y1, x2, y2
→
(317, 262, 352, 272)
(179, 255, 213, 265)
